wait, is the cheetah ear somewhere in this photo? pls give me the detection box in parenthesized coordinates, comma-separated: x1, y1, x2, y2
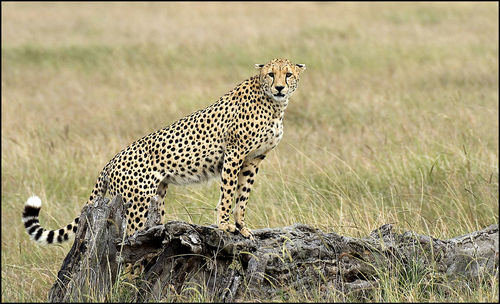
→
(255, 64, 265, 69)
(295, 63, 306, 72)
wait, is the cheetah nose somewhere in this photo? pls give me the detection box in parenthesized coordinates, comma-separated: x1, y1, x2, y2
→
(275, 86, 284, 92)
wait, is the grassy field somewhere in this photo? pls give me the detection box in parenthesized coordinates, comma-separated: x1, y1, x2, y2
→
(1, 2, 498, 302)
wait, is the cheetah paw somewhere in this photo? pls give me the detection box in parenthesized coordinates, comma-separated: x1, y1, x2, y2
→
(218, 222, 237, 233)
(239, 226, 254, 240)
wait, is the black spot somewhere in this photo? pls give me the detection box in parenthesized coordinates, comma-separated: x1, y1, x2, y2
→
(46, 230, 54, 244)
(24, 218, 39, 228)
(34, 228, 44, 241)
(28, 225, 40, 235)
(22, 206, 40, 218)
(73, 226, 78, 233)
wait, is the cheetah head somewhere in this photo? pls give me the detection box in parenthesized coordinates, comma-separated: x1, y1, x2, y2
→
(256, 58, 306, 103)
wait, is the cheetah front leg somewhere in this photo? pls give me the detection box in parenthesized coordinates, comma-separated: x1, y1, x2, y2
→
(217, 148, 244, 234)
(234, 155, 265, 239)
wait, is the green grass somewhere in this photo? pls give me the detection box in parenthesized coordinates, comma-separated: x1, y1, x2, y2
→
(2, 2, 498, 302)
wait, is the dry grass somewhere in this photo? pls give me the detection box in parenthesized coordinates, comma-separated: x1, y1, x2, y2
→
(2, 2, 498, 302)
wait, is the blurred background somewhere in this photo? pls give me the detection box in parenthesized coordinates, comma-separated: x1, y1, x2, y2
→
(2, 2, 498, 302)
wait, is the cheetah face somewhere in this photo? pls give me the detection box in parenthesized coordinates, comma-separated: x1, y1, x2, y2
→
(256, 58, 306, 102)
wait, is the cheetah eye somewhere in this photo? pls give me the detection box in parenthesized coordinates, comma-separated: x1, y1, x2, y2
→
(286, 72, 292, 78)
(268, 72, 274, 77)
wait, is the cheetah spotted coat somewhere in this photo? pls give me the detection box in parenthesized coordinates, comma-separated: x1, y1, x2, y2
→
(22, 58, 305, 244)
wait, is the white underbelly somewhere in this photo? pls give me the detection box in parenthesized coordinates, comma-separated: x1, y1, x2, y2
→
(164, 156, 224, 186)
(168, 170, 220, 185)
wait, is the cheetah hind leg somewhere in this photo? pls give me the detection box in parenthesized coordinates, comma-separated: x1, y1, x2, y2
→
(123, 184, 168, 280)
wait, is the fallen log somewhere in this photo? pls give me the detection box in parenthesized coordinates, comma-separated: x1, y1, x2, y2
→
(48, 195, 498, 302)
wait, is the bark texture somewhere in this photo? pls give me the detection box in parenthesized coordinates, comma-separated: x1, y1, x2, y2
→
(48, 195, 499, 302)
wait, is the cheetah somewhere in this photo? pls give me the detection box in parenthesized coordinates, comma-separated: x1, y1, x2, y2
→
(22, 58, 306, 246)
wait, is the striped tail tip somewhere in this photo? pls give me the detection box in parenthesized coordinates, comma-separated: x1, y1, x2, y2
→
(22, 195, 78, 245)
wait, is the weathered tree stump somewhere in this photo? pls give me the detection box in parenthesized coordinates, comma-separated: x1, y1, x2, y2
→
(48, 195, 498, 302)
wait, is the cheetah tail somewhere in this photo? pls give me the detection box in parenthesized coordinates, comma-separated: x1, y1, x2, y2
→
(22, 195, 79, 245)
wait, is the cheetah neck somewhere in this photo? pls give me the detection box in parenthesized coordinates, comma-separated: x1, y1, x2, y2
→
(267, 97, 288, 119)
